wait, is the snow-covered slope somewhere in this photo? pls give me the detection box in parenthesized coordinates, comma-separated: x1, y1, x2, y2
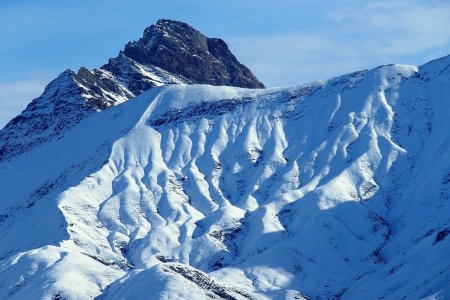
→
(0, 55, 449, 299)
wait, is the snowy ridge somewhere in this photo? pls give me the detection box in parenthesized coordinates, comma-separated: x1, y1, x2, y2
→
(0, 57, 449, 299)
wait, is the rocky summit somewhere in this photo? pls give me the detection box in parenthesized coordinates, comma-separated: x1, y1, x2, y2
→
(0, 19, 263, 161)
(119, 19, 264, 89)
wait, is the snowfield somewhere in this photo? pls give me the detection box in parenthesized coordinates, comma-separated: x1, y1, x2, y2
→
(0, 56, 449, 299)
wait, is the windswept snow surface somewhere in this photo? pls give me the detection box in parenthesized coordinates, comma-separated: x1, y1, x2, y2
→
(0, 58, 450, 299)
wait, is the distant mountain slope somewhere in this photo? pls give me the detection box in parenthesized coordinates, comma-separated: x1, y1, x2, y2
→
(0, 19, 263, 161)
(0, 53, 449, 299)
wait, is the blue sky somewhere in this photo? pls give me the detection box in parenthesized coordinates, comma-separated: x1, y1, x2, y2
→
(1, 0, 450, 127)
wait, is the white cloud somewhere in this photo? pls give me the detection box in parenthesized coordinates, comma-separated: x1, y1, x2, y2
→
(0, 77, 49, 129)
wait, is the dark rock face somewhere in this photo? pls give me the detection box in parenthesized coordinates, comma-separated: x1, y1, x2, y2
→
(101, 51, 191, 96)
(119, 19, 264, 89)
(75, 67, 133, 110)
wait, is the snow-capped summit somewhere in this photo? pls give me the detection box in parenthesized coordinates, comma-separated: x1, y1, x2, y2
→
(0, 20, 264, 161)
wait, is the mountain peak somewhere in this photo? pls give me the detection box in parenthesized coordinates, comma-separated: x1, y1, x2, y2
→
(154, 18, 196, 31)
(156, 18, 188, 26)
(0, 20, 264, 161)
(123, 20, 264, 89)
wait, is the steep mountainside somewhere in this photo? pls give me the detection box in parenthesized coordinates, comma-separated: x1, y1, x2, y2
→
(0, 53, 449, 299)
(0, 19, 263, 161)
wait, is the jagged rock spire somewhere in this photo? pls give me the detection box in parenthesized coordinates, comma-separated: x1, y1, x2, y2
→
(118, 19, 264, 89)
